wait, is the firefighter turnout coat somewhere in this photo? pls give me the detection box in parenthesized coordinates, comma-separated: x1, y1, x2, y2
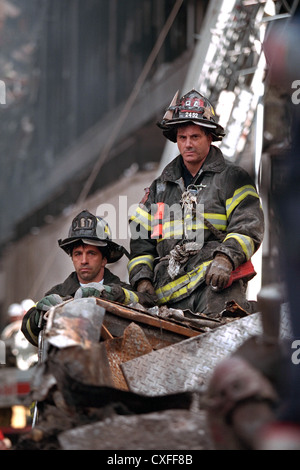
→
(22, 268, 147, 346)
(128, 145, 264, 308)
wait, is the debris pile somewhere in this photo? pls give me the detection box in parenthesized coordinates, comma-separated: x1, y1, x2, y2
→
(13, 298, 213, 450)
(11, 288, 289, 450)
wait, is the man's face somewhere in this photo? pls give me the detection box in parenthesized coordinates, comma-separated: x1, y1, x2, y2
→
(176, 124, 212, 172)
(71, 243, 107, 284)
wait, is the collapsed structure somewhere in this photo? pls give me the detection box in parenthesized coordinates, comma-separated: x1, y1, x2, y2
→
(0, 283, 290, 450)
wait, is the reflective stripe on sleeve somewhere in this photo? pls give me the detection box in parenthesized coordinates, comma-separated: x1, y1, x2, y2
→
(26, 318, 38, 346)
(155, 260, 211, 304)
(127, 254, 155, 274)
(129, 206, 153, 231)
(204, 212, 227, 231)
(226, 185, 259, 218)
(123, 289, 139, 306)
(223, 232, 255, 259)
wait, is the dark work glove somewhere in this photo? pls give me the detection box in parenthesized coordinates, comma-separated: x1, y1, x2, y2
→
(137, 279, 156, 296)
(74, 286, 103, 299)
(36, 294, 63, 312)
(138, 292, 158, 308)
(101, 285, 125, 303)
(205, 254, 233, 291)
(34, 293, 64, 327)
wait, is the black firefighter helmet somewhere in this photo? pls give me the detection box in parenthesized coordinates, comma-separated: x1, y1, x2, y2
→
(58, 210, 124, 263)
(157, 89, 225, 142)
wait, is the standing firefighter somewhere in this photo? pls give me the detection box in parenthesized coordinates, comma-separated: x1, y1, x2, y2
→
(128, 90, 264, 315)
(22, 210, 156, 346)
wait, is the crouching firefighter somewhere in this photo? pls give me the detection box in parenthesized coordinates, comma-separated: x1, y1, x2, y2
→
(22, 209, 157, 346)
(128, 89, 264, 316)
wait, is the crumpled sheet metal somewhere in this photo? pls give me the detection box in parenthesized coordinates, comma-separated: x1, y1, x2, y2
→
(45, 298, 105, 348)
(121, 307, 291, 396)
(104, 322, 153, 390)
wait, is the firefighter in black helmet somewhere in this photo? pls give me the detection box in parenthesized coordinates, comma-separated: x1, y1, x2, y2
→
(128, 89, 264, 316)
(22, 210, 156, 346)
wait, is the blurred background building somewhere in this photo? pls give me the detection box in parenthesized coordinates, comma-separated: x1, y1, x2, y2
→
(0, 0, 298, 329)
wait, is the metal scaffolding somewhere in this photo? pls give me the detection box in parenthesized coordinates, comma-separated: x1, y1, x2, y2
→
(159, 0, 299, 169)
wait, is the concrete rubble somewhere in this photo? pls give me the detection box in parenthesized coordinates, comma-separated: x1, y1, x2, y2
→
(8, 286, 291, 450)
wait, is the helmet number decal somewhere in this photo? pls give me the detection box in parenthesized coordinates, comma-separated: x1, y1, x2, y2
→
(184, 112, 200, 119)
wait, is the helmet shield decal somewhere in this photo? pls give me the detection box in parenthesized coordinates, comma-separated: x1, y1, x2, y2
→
(58, 210, 124, 263)
(178, 91, 214, 120)
(70, 211, 98, 238)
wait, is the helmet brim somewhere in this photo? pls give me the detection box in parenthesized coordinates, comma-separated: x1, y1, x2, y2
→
(157, 119, 225, 143)
(58, 237, 124, 263)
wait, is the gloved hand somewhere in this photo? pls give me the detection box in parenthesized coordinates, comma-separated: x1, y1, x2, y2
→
(205, 254, 233, 291)
(36, 294, 64, 312)
(101, 285, 125, 303)
(34, 293, 64, 327)
(136, 279, 156, 296)
(74, 286, 103, 299)
(138, 292, 158, 308)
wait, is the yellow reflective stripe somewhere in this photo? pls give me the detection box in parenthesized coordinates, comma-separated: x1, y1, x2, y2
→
(132, 208, 228, 240)
(127, 255, 155, 274)
(226, 185, 259, 218)
(158, 213, 227, 242)
(161, 220, 184, 240)
(155, 260, 211, 304)
(204, 213, 227, 231)
(130, 206, 153, 231)
(26, 318, 38, 346)
(185, 212, 227, 229)
(224, 233, 255, 259)
(123, 289, 139, 305)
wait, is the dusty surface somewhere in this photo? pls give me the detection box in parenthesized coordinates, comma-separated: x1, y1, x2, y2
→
(14, 402, 214, 451)
(58, 409, 213, 451)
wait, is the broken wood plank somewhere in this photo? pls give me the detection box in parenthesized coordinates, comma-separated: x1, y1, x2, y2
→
(95, 298, 200, 339)
(103, 312, 186, 349)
